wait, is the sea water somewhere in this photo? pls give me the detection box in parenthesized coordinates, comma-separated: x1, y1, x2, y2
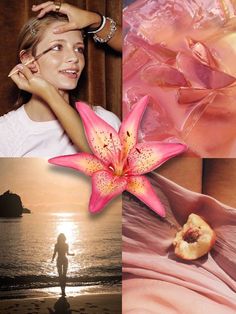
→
(0, 211, 121, 297)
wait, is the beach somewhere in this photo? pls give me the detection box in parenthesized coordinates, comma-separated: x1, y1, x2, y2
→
(0, 292, 121, 314)
(0, 161, 122, 313)
(0, 212, 122, 312)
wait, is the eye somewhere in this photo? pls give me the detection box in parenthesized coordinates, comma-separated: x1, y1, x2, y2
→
(51, 44, 63, 51)
(75, 46, 84, 54)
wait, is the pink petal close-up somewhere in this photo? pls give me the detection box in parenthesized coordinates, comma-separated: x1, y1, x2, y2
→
(127, 142, 186, 175)
(89, 170, 127, 213)
(126, 174, 166, 217)
(123, 0, 236, 157)
(119, 95, 149, 157)
(49, 153, 105, 176)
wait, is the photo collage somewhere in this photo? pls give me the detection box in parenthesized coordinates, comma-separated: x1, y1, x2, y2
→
(0, 0, 236, 313)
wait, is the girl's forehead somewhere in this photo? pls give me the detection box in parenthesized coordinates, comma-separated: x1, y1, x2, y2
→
(39, 21, 83, 44)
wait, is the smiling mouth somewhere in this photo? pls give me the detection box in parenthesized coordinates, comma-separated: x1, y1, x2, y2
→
(59, 69, 80, 79)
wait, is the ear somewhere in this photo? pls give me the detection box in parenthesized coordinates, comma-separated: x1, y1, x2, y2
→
(19, 50, 39, 74)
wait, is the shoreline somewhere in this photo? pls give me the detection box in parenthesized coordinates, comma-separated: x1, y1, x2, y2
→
(0, 285, 121, 300)
(0, 292, 121, 314)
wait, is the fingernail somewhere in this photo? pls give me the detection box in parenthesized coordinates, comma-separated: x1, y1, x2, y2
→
(53, 28, 60, 34)
(17, 64, 24, 70)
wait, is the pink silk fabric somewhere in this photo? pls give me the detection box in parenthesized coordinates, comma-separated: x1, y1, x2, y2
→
(123, 173, 236, 313)
(123, 0, 236, 157)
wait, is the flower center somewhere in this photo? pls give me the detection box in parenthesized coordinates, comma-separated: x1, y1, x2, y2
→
(114, 165, 124, 176)
(103, 133, 126, 177)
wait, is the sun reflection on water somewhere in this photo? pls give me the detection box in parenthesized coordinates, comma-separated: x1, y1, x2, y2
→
(53, 213, 79, 247)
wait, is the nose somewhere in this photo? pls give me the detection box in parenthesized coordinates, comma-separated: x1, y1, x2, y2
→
(65, 48, 79, 63)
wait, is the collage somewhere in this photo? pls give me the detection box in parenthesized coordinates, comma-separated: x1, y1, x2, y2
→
(0, 0, 236, 313)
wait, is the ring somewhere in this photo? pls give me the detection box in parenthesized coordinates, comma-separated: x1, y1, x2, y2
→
(54, 1, 61, 12)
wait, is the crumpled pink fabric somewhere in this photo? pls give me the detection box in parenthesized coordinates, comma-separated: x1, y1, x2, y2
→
(123, 173, 236, 313)
(123, 0, 236, 157)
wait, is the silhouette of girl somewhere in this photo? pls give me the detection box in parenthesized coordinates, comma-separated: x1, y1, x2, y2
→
(52, 233, 74, 296)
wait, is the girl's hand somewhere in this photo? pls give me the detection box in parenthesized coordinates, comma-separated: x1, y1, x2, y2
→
(32, 2, 122, 52)
(32, 1, 101, 33)
(9, 64, 56, 101)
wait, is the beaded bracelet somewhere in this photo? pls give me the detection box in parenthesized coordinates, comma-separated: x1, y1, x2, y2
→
(87, 13, 106, 34)
(93, 17, 117, 43)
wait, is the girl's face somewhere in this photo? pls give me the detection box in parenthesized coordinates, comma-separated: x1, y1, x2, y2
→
(35, 21, 85, 91)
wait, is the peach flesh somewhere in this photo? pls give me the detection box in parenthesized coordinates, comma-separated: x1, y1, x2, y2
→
(173, 214, 216, 260)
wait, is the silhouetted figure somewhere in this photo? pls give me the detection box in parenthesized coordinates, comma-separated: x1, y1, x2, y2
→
(52, 233, 74, 296)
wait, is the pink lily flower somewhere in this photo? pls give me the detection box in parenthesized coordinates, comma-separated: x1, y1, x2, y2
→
(49, 96, 186, 216)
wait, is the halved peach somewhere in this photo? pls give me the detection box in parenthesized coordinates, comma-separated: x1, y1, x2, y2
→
(173, 213, 216, 260)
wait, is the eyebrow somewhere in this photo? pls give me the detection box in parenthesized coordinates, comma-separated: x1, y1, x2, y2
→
(49, 39, 84, 45)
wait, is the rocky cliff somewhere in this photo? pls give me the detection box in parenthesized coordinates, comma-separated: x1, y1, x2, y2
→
(0, 190, 30, 217)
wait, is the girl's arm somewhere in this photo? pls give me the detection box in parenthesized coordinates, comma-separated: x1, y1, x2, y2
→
(66, 244, 75, 256)
(43, 87, 91, 153)
(32, 2, 122, 52)
(9, 64, 91, 153)
(51, 245, 57, 262)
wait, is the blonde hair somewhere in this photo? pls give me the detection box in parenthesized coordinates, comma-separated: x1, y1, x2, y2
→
(15, 13, 83, 109)
(17, 12, 68, 61)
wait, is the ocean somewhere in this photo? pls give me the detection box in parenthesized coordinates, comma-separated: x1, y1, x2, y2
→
(0, 211, 121, 298)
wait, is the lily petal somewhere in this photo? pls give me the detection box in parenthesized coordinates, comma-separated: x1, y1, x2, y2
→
(177, 52, 236, 89)
(187, 37, 218, 68)
(123, 42, 150, 80)
(126, 142, 187, 175)
(76, 102, 121, 165)
(141, 63, 188, 87)
(125, 33, 177, 64)
(49, 153, 106, 176)
(126, 175, 165, 217)
(178, 87, 211, 104)
(89, 170, 127, 213)
(119, 96, 149, 158)
(181, 91, 217, 139)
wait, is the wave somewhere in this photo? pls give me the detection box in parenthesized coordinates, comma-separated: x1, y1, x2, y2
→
(0, 274, 121, 291)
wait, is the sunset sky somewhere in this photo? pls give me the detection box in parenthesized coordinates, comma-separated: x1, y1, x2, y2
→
(0, 158, 121, 215)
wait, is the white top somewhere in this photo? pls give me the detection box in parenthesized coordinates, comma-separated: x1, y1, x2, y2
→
(0, 105, 121, 158)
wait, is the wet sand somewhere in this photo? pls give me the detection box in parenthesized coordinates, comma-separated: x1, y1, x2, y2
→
(0, 293, 121, 314)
